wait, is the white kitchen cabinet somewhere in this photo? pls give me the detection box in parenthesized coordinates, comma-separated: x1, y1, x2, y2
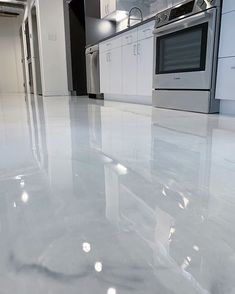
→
(122, 29, 138, 46)
(100, 0, 116, 19)
(122, 42, 138, 96)
(100, 21, 155, 104)
(216, 57, 235, 100)
(100, 51, 110, 93)
(219, 11, 235, 58)
(109, 47, 122, 94)
(137, 37, 154, 96)
(100, 36, 122, 94)
(222, 0, 235, 14)
(99, 36, 122, 52)
(137, 20, 155, 41)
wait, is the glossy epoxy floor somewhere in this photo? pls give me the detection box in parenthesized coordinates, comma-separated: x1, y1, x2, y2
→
(1, 94, 235, 294)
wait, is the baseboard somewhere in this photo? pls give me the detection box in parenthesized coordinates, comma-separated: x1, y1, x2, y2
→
(220, 100, 235, 115)
(104, 94, 152, 106)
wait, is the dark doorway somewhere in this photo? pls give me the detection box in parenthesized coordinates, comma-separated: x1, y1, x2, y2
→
(64, 0, 87, 96)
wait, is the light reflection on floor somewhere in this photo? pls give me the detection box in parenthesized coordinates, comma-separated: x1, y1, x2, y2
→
(0, 93, 235, 294)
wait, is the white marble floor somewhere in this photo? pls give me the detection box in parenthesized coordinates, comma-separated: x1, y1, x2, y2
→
(1, 93, 235, 294)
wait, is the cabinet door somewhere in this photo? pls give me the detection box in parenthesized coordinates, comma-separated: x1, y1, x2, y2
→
(137, 21, 155, 41)
(219, 11, 235, 58)
(216, 57, 235, 100)
(122, 29, 138, 46)
(100, 51, 110, 93)
(122, 43, 138, 95)
(109, 47, 122, 94)
(137, 37, 154, 96)
(222, 0, 235, 14)
(100, 0, 107, 19)
(107, 0, 116, 16)
(100, 0, 116, 18)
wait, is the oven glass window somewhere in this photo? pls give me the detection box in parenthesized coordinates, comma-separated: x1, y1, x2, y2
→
(156, 23, 208, 74)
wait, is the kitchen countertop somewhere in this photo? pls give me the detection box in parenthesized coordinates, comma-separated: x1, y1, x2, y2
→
(86, 15, 156, 48)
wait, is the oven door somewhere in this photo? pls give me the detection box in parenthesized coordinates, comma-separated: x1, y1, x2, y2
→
(153, 8, 217, 90)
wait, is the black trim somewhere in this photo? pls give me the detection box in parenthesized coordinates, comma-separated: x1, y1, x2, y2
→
(154, 88, 210, 91)
(169, 0, 195, 21)
(156, 22, 208, 75)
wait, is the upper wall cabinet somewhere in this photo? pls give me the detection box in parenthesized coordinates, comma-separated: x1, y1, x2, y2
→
(100, 0, 155, 21)
(100, 0, 116, 19)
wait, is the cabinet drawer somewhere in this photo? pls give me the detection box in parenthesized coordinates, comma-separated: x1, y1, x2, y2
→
(137, 20, 155, 41)
(219, 11, 235, 58)
(222, 0, 235, 14)
(122, 29, 138, 46)
(100, 36, 122, 53)
(216, 57, 235, 100)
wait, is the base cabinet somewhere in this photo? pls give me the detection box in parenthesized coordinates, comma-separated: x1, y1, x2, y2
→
(110, 47, 122, 94)
(99, 21, 155, 104)
(122, 43, 138, 96)
(100, 51, 110, 93)
(137, 37, 154, 97)
(100, 48, 122, 94)
(216, 57, 235, 100)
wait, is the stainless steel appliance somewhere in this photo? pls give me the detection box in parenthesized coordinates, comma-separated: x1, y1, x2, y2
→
(86, 45, 103, 99)
(153, 0, 221, 113)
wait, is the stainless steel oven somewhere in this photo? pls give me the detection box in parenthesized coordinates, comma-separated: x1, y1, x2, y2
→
(153, 0, 221, 113)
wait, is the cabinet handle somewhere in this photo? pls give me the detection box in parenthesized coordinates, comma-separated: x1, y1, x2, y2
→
(133, 44, 137, 56)
(126, 35, 133, 44)
(137, 43, 141, 55)
(143, 28, 151, 33)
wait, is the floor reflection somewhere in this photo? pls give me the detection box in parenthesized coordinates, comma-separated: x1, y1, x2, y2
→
(0, 94, 235, 293)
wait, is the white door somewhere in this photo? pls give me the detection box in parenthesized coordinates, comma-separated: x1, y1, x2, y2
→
(137, 37, 154, 96)
(100, 51, 110, 93)
(122, 43, 138, 95)
(109, 47, 122, 94)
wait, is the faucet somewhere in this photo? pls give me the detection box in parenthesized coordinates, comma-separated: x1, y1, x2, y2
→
(127, 7, 143, 28)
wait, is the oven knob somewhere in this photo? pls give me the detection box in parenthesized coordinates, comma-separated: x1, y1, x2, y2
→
(162, 14, 168, 21)
(197, 0, 205, 6)
(156, 17, 161, 24)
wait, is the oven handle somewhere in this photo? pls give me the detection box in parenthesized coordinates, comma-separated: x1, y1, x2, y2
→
(153, 9, 215, 35)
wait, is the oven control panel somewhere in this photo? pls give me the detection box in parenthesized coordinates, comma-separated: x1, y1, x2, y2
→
(155, 0, 220, 28)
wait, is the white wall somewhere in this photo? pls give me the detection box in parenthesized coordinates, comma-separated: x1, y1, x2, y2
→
(0, 17, 24, 94)
(36, 0, 69, 96)
(25, 0, 69, 96)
